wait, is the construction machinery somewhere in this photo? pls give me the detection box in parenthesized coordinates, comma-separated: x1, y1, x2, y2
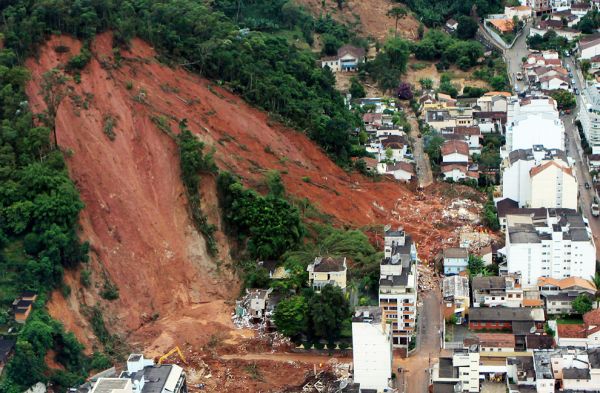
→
(157, 346, 187, 365)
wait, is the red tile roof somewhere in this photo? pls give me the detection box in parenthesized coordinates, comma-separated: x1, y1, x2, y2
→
(530, 161, 572, 177)
(558, 324, 587, 339)
(476, 333, 516, 348)
(584, 309, 600, 326)
(441, 140, 469, 157)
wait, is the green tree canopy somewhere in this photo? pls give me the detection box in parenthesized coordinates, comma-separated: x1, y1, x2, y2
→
(572, 294, 593, 315)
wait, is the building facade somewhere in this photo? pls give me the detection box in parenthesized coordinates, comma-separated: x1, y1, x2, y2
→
(379, 227, 418, 350)
(351, 307, 393, 391)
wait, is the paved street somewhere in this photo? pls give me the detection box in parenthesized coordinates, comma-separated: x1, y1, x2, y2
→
(564, 57, 600, 260)
(503, 21, 530, 93)
(395, 288, 443, 393)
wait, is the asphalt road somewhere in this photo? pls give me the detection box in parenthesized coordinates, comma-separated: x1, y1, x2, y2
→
(504, 21, 530, 93)
(395, 289, 443, 393)
(564, 57, 600, 260)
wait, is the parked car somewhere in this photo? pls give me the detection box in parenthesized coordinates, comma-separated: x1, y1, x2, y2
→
(572, 78, 577, 85)
(586, 182, 591, 189)
(516, 71, 523, 81)
(569, 72, 573, 77)
(565, 50, 570, 57)
(574, 87, 579, 95)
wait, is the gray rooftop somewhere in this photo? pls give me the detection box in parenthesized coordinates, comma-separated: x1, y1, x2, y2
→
(562, 367, 590, 380)
(439, 358, 457, 378)
(469, 307, 545, 322)
(472, 276, 506, 291)
(93, 379, 130, 393)
(352, 306, 383, 323)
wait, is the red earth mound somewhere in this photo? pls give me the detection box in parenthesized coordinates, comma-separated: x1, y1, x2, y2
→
(26, 33, 482, 353)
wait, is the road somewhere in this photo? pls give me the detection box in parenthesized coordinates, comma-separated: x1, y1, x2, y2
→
(564, 57, 600, 260)
(408, 114, 434, 188)
(503, 21, 530, 93)
(395, 288, 443, 393)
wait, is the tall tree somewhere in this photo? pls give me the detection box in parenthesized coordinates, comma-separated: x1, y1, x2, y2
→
(572, 294, 593, 315)
(387, 6, 408, 37)
(40, 69, 68, 148)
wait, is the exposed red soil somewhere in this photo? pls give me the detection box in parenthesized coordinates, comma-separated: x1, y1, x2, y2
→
(295, 0, 423, 41)
(26, 33, 483, 387)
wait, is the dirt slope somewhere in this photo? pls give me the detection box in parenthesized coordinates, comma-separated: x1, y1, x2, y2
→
(295, 0, 422, 41)
(26, 33, 482, 357)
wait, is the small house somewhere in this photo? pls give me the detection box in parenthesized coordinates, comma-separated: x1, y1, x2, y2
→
(441, 140, 469, 164)
(445, 18, 458, 32)
(320, 45, 366, 72)
(443, 247, 469, 276)
(307, 256, 347, 292)
(12, 291, 37, 324)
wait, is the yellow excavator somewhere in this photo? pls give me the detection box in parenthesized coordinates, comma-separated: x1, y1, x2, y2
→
(157, 346, 187, 365)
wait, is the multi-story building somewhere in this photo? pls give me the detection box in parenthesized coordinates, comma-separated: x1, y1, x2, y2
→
(379, 227, 418, 351)
(538, 276, 596, 315)
(504, 96, 565, 156)
(351, 307, 393, 391)
(521, 0, 551, 15)
(505, 210, 596, 287)
(431, 349, 481, 392)
(306, 256, 347, 292)
(85, 354, 188, 393)
(443, 247, 469, 276)
(502, 146, 577, 209)
(579, 83, 600, 154)
(443, 275, 470, 323)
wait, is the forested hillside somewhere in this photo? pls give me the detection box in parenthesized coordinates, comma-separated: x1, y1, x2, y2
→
(0, 1, 490, 392)
(0, 1, 364, 391)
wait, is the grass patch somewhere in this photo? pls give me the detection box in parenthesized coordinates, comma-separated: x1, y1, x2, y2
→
(556, 317, 584, 325)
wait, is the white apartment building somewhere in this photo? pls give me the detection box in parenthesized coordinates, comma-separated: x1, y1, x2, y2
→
(432, 350, 481, 393)
(502, 146, 576, 209)
(505, 210, 596, 287)
(379, 227, 418, 350)
(579, 83, 600, 154)
(351, 307, 392, 391)
(504, 97, 565, 156)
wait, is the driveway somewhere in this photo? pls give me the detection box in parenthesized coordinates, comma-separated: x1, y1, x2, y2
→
(395, 288, 443, 393)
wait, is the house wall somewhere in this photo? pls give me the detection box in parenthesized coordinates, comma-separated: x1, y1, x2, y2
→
(506, 239, 544, 287)
(453, 352, 480, 392)
(581, 44, 600, 60)
(443, 168, 468, 182)
(310, 270, 347, 291)
(480, 346, 514, 353)
(469, 321, 512, 330)
(536, 378, 555, 393)
(530, 164, 578, 209)
(352, 322, 393, 391)
(443, 257, 468, 275)
(502, 158, 535, 207)
(321, 60, 340, 72)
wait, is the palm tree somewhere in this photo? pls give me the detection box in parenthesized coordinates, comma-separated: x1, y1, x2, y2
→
(387, 6, 408, 37)
(591, 272, 600, 307)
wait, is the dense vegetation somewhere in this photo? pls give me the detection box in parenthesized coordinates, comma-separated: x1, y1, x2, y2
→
(527, 30, 571, 52)
(0, 25, 90, 393)
(176, 120, 218, 255)
(2, 0, 362, 165)
(400, 0, 503, 27)
(412, 30, 484, 72)
(217, 172, 304, 260)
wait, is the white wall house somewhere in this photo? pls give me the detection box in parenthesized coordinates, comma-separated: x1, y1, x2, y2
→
(579, 35, 600, 60)
(530, 161, 577, 209)
(351, 307, 392, 391)
(505, 211, 596, 287)
(579, 84, 600, 154)
(502, 146, 574, 209)
(504, 96, 564, 156)
(539, 75, 570, 91)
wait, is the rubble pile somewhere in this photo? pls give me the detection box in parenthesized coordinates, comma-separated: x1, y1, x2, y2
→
(441, 199, 483, 223)
(417, 263, 440, 294)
